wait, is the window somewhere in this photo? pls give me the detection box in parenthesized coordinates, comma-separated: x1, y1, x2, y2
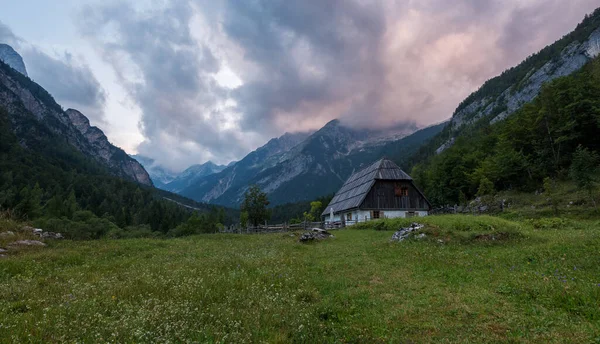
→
(372, 210, 380, 219)
(406, 211, 418, 218)
(346, 213, 352, 221)
(395, 184, 409, 197)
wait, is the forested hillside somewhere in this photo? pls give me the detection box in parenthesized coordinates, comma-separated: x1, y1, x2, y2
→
(408, 9, 600, 171)
(412, 57, 600, 206)
(0, 56, 232, 239)
(0, 104, 234, 238)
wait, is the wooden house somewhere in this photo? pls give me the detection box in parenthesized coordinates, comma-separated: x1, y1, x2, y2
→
(322, 158, 431, 224)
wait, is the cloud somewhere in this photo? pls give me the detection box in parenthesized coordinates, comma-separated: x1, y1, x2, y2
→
(24, 48, 107, 124)
(0, 21, 21, 47)
(76, 0, 599, 171)
(77, 1, 265, 171)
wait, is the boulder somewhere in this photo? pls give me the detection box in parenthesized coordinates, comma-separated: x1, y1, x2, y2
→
(42, 232, 63, 239)
(299, 230, 334, 243)
(8, 240, 46, 247)
(0, 231, 15, 238)
(391, 223, 425, 242)
(0, 248, 7, 253)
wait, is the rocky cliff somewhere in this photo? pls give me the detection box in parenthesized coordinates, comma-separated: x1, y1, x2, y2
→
(438, 11, 600, 153)
(0, 44, 27, 76)
(0, 48, 152, 186)
(66, 109, 152, 185)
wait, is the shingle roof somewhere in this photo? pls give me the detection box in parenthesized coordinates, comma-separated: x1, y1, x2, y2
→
(321, 158, 413, 216)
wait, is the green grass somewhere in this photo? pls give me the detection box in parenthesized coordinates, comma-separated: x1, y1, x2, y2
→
(1, 215, 600, 343)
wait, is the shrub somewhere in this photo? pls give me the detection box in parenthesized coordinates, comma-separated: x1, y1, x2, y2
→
(526, 217, 570, 230)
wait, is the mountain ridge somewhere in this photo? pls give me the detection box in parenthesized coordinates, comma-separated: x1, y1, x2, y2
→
(179, 120, 443, 207)
(0, 44, 27, 76)
(0, 47, 152, 186)
(437, 10, 600, 154)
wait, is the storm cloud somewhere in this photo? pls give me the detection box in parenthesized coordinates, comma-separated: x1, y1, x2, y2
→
(0, 21, 20, 47)
(76, 0, 599, 170)
(24, 49, 107, 124)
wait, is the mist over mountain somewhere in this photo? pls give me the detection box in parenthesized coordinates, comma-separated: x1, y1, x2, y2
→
(177, 120, 442, 207)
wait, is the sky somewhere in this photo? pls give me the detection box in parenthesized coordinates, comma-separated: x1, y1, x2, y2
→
(0, 0, 599, 172)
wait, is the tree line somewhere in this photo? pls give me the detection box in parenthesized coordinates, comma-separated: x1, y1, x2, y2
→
(0, 107, 229, 239)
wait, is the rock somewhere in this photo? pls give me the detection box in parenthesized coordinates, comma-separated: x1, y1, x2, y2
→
(0, 231, 15, 238)
(299, 230, 334, 243)
(0, 248, 7, 253)
(391, 223, 424, 242)
(66, 109, 153, 186)
(42, 232, 63, 239)
(0, 254, 6, 259)
(0, 44, 28, 76)
(8, 240, 46, 247)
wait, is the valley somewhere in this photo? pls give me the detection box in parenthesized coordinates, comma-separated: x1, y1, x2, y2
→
(1, 4, 600, 343)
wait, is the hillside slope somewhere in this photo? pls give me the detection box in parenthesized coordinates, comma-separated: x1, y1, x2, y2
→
(413, 56, 600, 206)
(430, 9, 600, 155)
(0, 50, 152, 186)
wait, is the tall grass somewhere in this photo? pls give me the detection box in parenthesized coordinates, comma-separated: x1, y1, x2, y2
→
(1, 216, 599, 342)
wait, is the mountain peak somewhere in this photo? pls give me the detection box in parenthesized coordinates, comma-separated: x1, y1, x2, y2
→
(0, 44, 28, 76)
(324, 119, 340, 127)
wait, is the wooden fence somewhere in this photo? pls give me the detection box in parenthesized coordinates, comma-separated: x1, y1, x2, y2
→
(219, 221, 326, 234)
(219, 217, 387, 235)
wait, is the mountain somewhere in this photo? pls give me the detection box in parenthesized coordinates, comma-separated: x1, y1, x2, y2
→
(0, 46, 239, 237)
(165, 161, 226, 193)
(410, 8, 600, 206)
(179, 120, 444, 207)
(436, 10, 600, 153)
(130, 154, 178, 188)
(131, 156, 226, 191)
(0, 46, 152, 186)
(0, 44, 28, 76)
(66, 109, 151, 185)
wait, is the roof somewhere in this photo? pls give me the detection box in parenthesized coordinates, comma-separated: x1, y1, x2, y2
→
(321, 158, 413, 216)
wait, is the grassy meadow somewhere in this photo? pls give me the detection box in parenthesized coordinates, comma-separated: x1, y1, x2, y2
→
(1, 215, 600, 343)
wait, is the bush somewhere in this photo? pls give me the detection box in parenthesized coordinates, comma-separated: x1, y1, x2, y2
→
(526, 217, 571, 230)
(35, 214, 119, 240)
(107, 225, 162, 239)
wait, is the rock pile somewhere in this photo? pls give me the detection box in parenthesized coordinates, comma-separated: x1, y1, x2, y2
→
(8, 240, 47, 247)
(23, 226, 63, 239)
(391, 223, 425, 242)
(299, 228, 334, 243)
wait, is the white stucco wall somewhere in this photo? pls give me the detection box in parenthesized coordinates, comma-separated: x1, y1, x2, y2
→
(366, 210, 429, 219)
(324, 210, 429, 226)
